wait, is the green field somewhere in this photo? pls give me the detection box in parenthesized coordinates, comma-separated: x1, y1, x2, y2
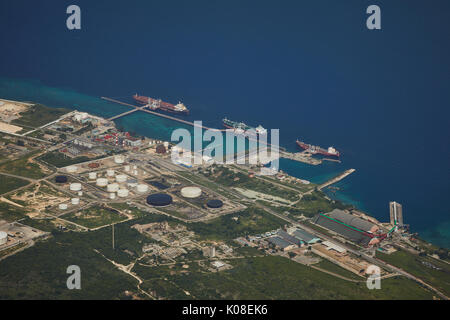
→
(376, 249, 450, 297)
(0, 174, 29, 194)
(36, 152, 91, 168)
(0, 151, 49, 179)
(314, 258, 363, 280)
(11, 104, 70, 128)
(0, 202, 28, 222)
(188, 206, 285, 240)
(63, 205, 128, 229)
(133, 255, 434, 299)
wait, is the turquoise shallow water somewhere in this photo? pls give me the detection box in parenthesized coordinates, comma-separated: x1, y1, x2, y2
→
(0, 76, 448, 248)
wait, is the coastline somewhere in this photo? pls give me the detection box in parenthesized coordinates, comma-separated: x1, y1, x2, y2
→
(0, 77, 448, 249)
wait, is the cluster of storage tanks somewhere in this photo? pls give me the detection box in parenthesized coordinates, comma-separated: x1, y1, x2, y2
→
(86, 155, 149, 199)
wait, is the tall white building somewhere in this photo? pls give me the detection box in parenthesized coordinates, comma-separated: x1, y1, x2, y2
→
(389, 201, 403, 228)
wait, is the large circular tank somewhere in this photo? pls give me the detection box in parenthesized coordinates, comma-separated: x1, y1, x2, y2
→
(107, 183, 120, 192)
(207, 199, 223, 209)
(181, 186, 202, 198)
(66, 165, 78, 173)
(96, 178, 108, 187)
(106, 169, 115, 177)
(69, 183, 82, 191)
(116, 174, 127, 183)
(55, 175, 68, 183)
(117, 189, 129, 198)
(71, 198, 80, 205)
(146, 193, 173, 207)
(0, 231, 7, 245)
(58, 203, 68, 210)
(137, 184, 149, 193)
(114, 155, 125, 164)
(88, 172, 97, 180)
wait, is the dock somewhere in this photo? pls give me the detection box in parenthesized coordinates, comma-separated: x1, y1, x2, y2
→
(102, 97, 223, 131)
(318, 168, 355, 190)
(102, 97, 329, 164)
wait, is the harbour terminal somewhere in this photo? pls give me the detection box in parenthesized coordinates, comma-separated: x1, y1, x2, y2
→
(0, 98, 448, 300)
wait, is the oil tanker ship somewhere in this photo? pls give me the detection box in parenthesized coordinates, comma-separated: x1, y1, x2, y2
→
(133, 94, 189, 114)
(223, 118, 267, 136)
(296, 139, 340, 158)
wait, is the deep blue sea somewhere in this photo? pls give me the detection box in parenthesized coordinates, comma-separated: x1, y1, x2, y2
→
(0, 1, 449, 247)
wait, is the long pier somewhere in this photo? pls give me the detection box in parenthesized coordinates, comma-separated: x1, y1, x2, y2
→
(102, 96, 293, 155)
(102, 97, 223, 131)
(318, 168, 355, 190)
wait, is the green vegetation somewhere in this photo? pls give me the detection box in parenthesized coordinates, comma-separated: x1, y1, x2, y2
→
(0, 151, 49, 179)
(0, 174, 29, 194)
(141, 279, 192, 299)
(12, 104, 70, 128)
(145, 256, 434, 299)
(376, 249, 450, 297)
(36, 151, 91, 168)
(201, 166, 300, 201)
(0, 202, 28, 222)
(293, 191, 350, 217)
(0, 231, 137, 299)
(109, 203, 149, 218)
(188, 206, 285, 240)
(314, 258, 363, 280)
(63, 205, 128, 229)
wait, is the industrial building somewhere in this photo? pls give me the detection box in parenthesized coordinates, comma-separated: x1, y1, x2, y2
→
(327, 209, 379, 233)
(277, 230, 303, 246)
(291, 228, 321, 244)
(267, 236, 296, 251)
(389, 201, 403, 227)
(312, 213, 372, 247)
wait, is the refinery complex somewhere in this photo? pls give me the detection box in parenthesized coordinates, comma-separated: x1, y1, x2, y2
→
(0, 98, 448, 301)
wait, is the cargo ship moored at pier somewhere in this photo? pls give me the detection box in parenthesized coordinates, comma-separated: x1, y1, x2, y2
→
(133, 94, 189, 114)
(296, 139, 340, 158)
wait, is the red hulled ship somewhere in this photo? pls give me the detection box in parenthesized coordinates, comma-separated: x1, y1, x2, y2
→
(133, 94, 189, 114)
(296, 139, 340, 158)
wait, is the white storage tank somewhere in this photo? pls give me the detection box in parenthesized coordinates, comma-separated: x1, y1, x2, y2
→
(78, 191, 83, 196)
(124, 165, 130, 172)
(116, 174, 127, 183)
(181, 186, 202, 198)
(133, 170, 138, 175)
(107, 183, 120, 192)
(71, 198, 80, 205)
(114, 155, 125, 164)
(117, 189, 129, 198)
(0, 231, 7, 245)
(96, 178, 108, 187)
(58, 203, 68, 210)
(133, 165, 137, 170)
(163, 141, 169, 148)
(109, 193, 116, 200)
(137, 184, 149, 193)
(88, 172, 97, 180)
(66, 165, 78, 173)
(69, 183, 82, 191)
(106, 169, 115, 177)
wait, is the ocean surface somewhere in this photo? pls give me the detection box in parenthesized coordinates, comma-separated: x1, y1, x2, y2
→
(0, 1, 449, 247)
